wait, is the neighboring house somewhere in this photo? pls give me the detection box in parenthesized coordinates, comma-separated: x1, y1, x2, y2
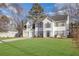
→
(23, 14, 69, 38)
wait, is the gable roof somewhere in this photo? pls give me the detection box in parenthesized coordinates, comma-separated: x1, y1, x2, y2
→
(27, 15, 68, 24)
(51, 15, 67, 21)
(34, 15, 47, 23)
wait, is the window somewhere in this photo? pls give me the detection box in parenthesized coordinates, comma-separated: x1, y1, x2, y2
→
(24, 25, 27, 29)
(45, 22, 51, 28)
(55, 31, 58, 35)
(32, 24, 35, 29)
(55, 22, 65, 27)
(38, 31, 43, 37)
(55, 31, 64, 36)
(38, 22, 43, 28)
(58, 31, 64, 35)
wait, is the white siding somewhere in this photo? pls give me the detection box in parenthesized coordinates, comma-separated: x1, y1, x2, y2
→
(43, 17, 53, 37)
(25, 20, 33, 38)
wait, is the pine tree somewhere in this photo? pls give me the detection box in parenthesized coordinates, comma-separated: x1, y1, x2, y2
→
(29, 3, 45, 21)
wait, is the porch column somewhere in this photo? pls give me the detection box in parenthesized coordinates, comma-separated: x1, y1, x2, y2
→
(35, 23, 38, 37)
(43, 23, 46, 37)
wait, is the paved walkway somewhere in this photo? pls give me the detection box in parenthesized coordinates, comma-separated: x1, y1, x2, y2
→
(0, 38, 26, 43)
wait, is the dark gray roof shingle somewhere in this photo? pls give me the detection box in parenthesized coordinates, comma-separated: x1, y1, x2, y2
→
(51, 15, 67, 21)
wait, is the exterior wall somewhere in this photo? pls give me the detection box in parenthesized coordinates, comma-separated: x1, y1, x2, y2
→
(43, 17, 53, 37)
(53, 26, 67, 37)
(25, 20, 33, 38)
(23, 30, 28, 37)
(53, 15, 69, 37)
(23, 15, 69, 38)
(26, 29, 33, 38)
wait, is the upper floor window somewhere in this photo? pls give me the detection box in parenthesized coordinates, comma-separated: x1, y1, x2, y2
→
(55, 22, 65, 27)
(38, 22, 43, 28)
(24, 25, 27, 29)
(45, 22, 51, 28)
(32, 24, 35, 29)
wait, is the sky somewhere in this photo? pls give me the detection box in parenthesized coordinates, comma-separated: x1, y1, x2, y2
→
(21, 3, 56, 13)
(0, 3, 60, 16)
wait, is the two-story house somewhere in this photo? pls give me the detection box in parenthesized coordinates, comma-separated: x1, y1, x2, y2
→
(23, 14, 69, 38)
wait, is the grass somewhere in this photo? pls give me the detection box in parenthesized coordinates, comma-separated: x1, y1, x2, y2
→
(0, 38, 79, 56)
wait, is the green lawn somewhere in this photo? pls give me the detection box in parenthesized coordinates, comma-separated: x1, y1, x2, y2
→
(0, 38, 79, 56)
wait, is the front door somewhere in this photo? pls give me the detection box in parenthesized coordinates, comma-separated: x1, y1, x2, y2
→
(38, 31, 43, 37)
(46, 31, 50, 37)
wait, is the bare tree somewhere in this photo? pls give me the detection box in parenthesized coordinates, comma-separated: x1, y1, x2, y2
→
(0, 15, 10, 32)
(8, 4, 25, 37)
(0, 3, 26, 37)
